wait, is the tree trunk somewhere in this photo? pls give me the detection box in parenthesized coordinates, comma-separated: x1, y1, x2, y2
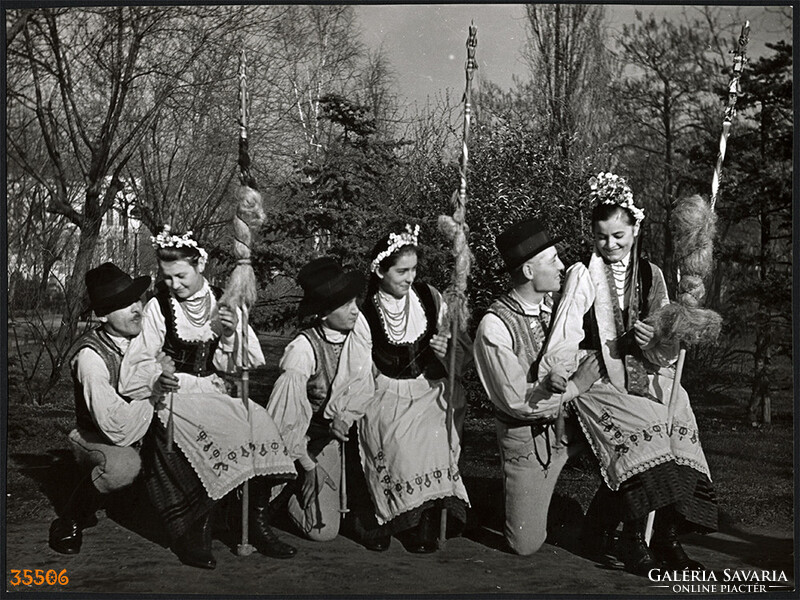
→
(662, 84, 675, 291)
(48, 205, 103, 388)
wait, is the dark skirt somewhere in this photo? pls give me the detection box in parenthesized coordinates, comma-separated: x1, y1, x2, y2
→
(141, 418, 215, 541)
(617, 460, 718, 532)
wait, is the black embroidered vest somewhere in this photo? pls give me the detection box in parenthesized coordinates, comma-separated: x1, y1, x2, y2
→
(362, 282, 446, 380)
(485, 294, 552, 383)
(299, 327, 344, 455)
(71, 327, 129, 439)
(155, 283, 223, 376)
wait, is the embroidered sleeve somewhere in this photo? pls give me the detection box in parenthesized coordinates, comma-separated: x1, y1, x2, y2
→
(266, 335, 316, 471)
(74, 348, 154, 446)
(539, 262, 595, 381)
(118, 298, 167, 401)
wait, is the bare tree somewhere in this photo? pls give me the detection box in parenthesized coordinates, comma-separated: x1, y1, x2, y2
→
(522, 4, 618, 162)
(6, 6, 245, 389)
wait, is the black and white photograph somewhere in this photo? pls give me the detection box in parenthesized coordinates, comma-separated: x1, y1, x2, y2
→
(3, 2, 795, 596)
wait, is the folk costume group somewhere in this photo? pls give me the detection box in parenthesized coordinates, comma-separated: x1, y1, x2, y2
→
(50, 172, 717, 576)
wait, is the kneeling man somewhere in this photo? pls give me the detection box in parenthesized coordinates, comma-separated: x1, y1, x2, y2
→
(473, 217, 600, 555)
(266, 257, 367, 543)
(49, 262, 157, 554)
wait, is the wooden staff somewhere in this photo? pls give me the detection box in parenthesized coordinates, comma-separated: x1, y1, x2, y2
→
(338, 441, 349, 515)
(166, 391, 175, 453)
(222, 47, 266, 557)
(437, 22, 478, 548)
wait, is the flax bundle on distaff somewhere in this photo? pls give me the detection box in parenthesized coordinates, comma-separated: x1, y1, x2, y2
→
(220, 47, 298, 559)
(437, 22, 478, 548)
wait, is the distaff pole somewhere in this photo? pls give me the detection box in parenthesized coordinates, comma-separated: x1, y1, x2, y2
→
(222, 47, 267, 557)
(710, 21, 750, 211)
(645, 22, 749, 545)
(437, 22, 477, 548)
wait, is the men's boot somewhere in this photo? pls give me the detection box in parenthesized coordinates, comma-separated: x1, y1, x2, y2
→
(172, 510, 216, 570)
(580, 485, 624, 569)
(48, 474, 102, 554)
(650, 507, 705, 570)
(619, 517, 661, 576)
(250, 477, 297, 559)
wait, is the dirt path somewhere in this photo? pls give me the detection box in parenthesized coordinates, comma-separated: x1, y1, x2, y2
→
(5, 508, 794, 596)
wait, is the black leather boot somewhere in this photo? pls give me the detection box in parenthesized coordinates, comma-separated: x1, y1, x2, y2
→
(580, 485, 624, 569)
(250, 478, 297, 559)
(172, 511, 216, 570)
(650, 507, 705, 570)
(406, 508, 437, 554)
(619, 517, 661, 576)
(49, 474, 102, 554)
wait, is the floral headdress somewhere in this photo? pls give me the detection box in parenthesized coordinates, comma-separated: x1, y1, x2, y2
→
(589, 172, 645, 225)
(150, 224, 208, 260)
(370, 223, 420, 273)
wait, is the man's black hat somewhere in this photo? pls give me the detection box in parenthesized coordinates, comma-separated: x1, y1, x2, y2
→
(496, 217, 561, 272)
(85, 262, 151, 316)
(298, 257, 364, 318)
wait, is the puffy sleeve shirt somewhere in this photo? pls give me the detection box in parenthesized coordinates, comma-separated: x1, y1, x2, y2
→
(119, 279, 266, 401)
(72, 333, 153, 446)
(474, 291, 579, 422)
(539, 258, 679, 386)
(266, 326, 346, 472)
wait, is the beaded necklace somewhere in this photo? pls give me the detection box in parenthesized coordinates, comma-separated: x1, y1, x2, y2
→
(376, 290, 410, 341)
(177, 289, 211, 328)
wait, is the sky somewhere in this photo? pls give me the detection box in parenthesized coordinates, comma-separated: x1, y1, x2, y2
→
(355, 4, 794, 109)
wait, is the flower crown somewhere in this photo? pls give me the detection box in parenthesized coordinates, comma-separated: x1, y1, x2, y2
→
(151, 224, 208, 260)
(370, 224, 420, 273)
(589, 172, 645, 225)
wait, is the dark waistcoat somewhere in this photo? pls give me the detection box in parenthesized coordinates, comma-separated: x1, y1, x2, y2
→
(71, 327, 129, 440)
(155, 284, 223, 376)
(362, 281, 446, 380)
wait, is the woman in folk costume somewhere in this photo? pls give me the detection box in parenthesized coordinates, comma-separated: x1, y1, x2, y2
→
(118, 226, 297, 569)
(323, 224, 471, 553)
(539, 173, 717, 575)
(265, 257, 365, 542)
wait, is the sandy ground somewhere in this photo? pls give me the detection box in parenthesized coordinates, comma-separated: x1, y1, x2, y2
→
(4, 503, 794, 596)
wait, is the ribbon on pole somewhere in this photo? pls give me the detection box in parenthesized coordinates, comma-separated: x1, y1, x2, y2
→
(221, 47, 267, 557)
(437, 22, 477, 548)
(710, 21, 750, 211)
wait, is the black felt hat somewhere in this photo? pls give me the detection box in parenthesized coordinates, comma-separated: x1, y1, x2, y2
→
(297, 257, 365, 318)
(496, 217, 561, 272)
(85, 262, 151, 316)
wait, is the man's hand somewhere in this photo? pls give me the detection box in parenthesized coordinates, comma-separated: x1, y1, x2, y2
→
(429, 332, 450, 362)
(571, 353, 601, 393)
(151, 351, 179, 406)
(633, 320, 656, 350)
(545, 373, 568, 394)
(329, 417, 349, 442)
(218, 304, 239, 338)
(301, 463, 336, 509)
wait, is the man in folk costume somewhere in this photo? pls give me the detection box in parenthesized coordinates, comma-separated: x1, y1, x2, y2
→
(473, 218, 602, 556)
(539, 173, 717, 574)
(118, 227, 297, 569)
(266, 257, 370, 543)
(49, 263, 162, 554)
